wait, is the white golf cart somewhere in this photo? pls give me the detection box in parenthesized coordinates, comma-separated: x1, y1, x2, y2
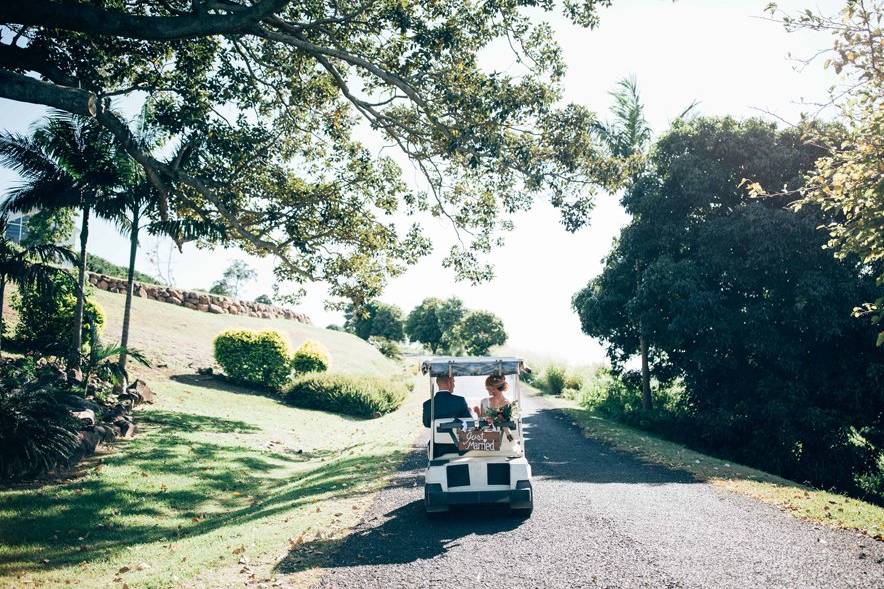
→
(421, 356, 533, 517)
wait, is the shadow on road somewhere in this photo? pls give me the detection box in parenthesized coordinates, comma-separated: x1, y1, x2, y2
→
(520, 406, 696, 486)
(275, 498, 526, 574)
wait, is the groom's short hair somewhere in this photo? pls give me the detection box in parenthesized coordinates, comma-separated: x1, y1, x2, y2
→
(436, 375, 453, 389)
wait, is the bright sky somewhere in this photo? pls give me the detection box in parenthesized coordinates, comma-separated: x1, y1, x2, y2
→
(0, 0, 841, 365)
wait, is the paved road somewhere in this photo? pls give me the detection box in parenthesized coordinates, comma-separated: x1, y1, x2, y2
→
(294, 394, 884, 588)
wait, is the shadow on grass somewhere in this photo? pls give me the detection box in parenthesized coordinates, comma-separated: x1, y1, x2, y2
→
(170, 372, 370, 423)
(0, 405, 402, 574)
(170, 373, 279, 399)
(140, 409, 261, 434)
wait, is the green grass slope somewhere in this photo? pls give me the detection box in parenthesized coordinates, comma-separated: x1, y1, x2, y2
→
(0, 373, 423, 588)
(1, 287, 418, 588)
(91, 289, 398, 376)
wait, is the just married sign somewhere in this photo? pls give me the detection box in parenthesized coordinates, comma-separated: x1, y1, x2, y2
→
(456, 428, 502, 452)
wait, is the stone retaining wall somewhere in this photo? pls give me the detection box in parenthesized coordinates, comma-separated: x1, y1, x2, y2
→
(87, 272, 312, 324)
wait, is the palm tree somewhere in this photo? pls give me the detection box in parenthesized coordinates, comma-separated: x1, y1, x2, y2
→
(0, 112, 122, 364)
(0, 213, 77, 356)
(596, 77, 697, 411)
(598, 77, 655, 410)
(109, 173, 224, 369)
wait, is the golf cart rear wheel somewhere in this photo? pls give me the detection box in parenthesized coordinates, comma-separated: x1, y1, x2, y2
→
(510, 506, 533, 518)
(424, 496, 448, 518)
(425, 502, 449, 518)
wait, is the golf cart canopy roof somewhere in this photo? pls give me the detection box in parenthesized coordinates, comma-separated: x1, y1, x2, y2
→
(420, 356, 526, 377)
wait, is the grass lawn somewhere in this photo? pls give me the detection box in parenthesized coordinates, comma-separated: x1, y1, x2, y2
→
(0, 374, 424, 588)
(90, 288, 397, 376)
(534, 388, 884, 541)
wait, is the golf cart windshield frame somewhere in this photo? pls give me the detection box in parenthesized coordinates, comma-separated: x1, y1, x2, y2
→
(423, 356, 526, 458)
(420, 357, 524, 377)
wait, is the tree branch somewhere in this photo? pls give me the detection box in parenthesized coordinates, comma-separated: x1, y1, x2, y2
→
(0, 0, 290, 40)
(0, 69, 96, 116)
(0, 43, 78, 87)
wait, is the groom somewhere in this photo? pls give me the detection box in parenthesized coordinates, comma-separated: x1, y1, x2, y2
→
(422, 375, 471, 428)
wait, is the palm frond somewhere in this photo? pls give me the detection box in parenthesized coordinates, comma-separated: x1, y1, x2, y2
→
(147, 218, 227, 243)
(2, 175, 81, 215)
(605, 75, 652, 158)
(20, 263, 75, 294)
(0, 132, 73, 186)
(121, 347, 150, 367)
(38, 113, 124, 200)
(24, 243, 78, 266)
(673, 99, 701, 123)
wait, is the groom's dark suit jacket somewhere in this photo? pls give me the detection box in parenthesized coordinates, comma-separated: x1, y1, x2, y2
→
(422, 390, 471, 428)
(423, 390, 472, 458)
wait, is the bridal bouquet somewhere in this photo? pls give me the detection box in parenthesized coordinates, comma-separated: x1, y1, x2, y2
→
(484, 401, 520, 431)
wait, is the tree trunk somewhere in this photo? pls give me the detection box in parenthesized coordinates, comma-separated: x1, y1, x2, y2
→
(0, 276, 6, 357)
(119, 215, 139, 370)
(639, 331, 652, 411)
(71, 206, 90, 365)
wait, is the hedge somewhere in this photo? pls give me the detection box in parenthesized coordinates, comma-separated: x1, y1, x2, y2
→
(291, 339, 330, 374)
(284, 373, 409, 418)
(213, 329, 292, 390)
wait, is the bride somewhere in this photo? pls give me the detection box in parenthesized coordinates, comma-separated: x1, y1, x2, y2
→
(474, 375, 510, 419)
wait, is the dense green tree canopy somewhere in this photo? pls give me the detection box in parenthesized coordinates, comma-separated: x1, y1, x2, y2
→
(0, 0, 622, 305)
(21, 209, 74, 247)
(344, 300, 404, 342)
(762, 1, 884, 345)
(405, 296, 465, 353)
(573, 117, 884, 496)
(456, 310, 507, 356)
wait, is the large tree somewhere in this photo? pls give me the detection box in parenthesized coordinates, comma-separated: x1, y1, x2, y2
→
(0, 0, 622, 305)
(595, 76, 654, 408)
(761, 1, 884, 345)
(456, 310, 507, 356)
(573, 117, 884, 497)
(405, 296, 465, 353)
(344, 300, 404, 342)
(581, 75, 695, 409)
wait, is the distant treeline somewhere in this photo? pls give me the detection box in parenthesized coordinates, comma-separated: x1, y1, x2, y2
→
(86, 254, 162, 286)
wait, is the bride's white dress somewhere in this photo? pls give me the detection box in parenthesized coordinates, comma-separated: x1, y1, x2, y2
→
(479, 397, 509, 415)
(478, 397, 520, 456)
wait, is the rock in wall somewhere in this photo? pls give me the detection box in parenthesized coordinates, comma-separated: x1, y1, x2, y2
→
(87, 273, 312, 324)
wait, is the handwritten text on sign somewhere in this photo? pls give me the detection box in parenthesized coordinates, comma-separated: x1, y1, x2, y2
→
(456, 429, 502, 452)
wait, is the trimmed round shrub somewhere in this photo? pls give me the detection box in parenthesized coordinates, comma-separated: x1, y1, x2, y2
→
(284, 373, 408, 418)
(291, 339, 330, 374)
(213, 329, 292, 390)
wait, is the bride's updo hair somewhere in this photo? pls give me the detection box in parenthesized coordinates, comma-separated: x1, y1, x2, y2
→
(485, 375, 508, 393)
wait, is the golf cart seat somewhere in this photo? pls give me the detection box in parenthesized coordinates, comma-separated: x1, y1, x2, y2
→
(431, 418, 467, 458)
